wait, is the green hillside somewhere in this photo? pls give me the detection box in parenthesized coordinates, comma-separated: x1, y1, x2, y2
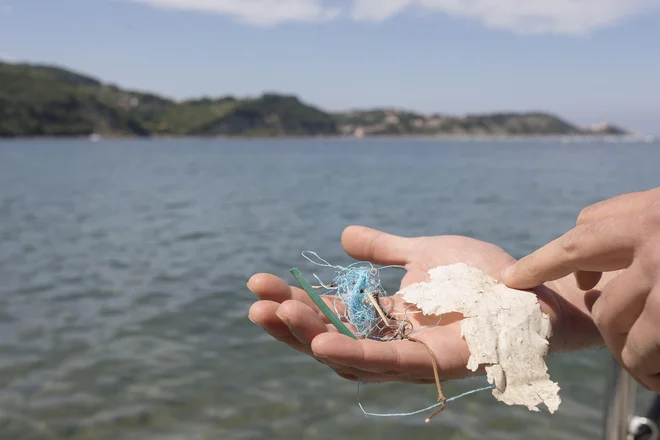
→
(0, 62, 337, 137)
(332, 109, 599, 136)
(0, 62, 149, 137)
(0, 61, 628, 138)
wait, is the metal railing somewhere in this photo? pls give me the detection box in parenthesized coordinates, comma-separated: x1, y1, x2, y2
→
(603, 357, 659, 440)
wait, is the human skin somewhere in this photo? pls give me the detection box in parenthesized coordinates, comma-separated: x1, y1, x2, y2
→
(504, 187, 660, 392)
(247, 226, 613, 385)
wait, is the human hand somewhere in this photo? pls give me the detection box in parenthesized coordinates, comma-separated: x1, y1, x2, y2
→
(574, 187, 660, 291)
(503, 187, 660, 391)
(248, 226, 600, 385)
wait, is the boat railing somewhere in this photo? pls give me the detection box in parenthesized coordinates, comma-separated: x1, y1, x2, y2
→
(603, 356, 659, 440)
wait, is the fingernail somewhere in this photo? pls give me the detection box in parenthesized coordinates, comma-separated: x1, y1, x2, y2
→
(275, 312, 291, 326)
(276, 312, 308, 345)
(502, 265, 515, 283)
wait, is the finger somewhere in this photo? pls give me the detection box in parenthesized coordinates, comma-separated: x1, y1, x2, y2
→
(504, 215, 640, 289)
(311, 331, 473, 381)
(247, 273, 346, 322)
(577, 187, 660, 225)
(332, 369, 438, 384)
(276, 300, 335, 346)
(249, 301, 373, 378)
(637, 374, 660, 393)
(591, 262, 653, 353)
(331, 369, 414, 383)
(341, 225, 420, 266)
(249, 300, 313, 352)
(574, 270, 603, 291)
(274, 301, 376, 377)
(248, 273, 317, 307)
(620, 291, 660, 377)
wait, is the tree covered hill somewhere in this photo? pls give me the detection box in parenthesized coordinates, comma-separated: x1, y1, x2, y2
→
(0, 62, 336, 137)
(0, 61, 627, 138)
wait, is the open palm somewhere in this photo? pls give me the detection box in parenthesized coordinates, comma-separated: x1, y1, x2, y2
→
(248, 226, 593, 384)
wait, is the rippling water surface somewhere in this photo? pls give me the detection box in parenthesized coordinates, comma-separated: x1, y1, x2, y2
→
(0, 138, 658, 440)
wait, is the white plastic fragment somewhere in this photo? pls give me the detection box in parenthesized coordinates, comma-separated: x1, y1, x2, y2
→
(399, 263, 561, 413)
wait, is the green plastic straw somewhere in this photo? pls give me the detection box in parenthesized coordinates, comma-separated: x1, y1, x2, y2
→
(289, 267, 357, 340)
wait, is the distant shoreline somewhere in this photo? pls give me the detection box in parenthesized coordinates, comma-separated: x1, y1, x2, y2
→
(0, 133, 655, 142)
(2, 61, 637, 140)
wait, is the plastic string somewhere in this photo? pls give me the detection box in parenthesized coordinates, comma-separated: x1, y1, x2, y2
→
(357, 382, 495, 418)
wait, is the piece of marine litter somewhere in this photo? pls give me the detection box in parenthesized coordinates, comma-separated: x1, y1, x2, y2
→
(399, 262, 561, 413)
(289, 254, 560, 421)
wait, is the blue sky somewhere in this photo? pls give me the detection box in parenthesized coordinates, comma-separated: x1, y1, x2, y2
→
(1, 0, 660, 133)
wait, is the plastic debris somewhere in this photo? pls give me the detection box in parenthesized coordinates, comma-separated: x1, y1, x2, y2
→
(399, 263, 561, 413)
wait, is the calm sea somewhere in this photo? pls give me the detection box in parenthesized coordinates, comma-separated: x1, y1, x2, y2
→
(0, 138, 658, 440)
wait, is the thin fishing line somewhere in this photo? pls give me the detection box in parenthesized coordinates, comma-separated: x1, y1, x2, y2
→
(357, 382, 495, 418)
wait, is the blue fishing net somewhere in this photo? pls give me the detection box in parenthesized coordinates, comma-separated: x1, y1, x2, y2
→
(302, 251, 407, 340)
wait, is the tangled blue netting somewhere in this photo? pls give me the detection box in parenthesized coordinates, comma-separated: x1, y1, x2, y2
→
(302, 251, 405, 339)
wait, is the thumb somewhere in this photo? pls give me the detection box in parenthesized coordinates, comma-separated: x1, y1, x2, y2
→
(341, 225, 419, 266)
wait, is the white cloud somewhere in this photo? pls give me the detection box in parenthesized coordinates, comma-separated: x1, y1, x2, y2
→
(128, 0, 340, 26)
(350, 0, 660, 35)
(127, 0, 660, 35)
(352, 0, 413, 22)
